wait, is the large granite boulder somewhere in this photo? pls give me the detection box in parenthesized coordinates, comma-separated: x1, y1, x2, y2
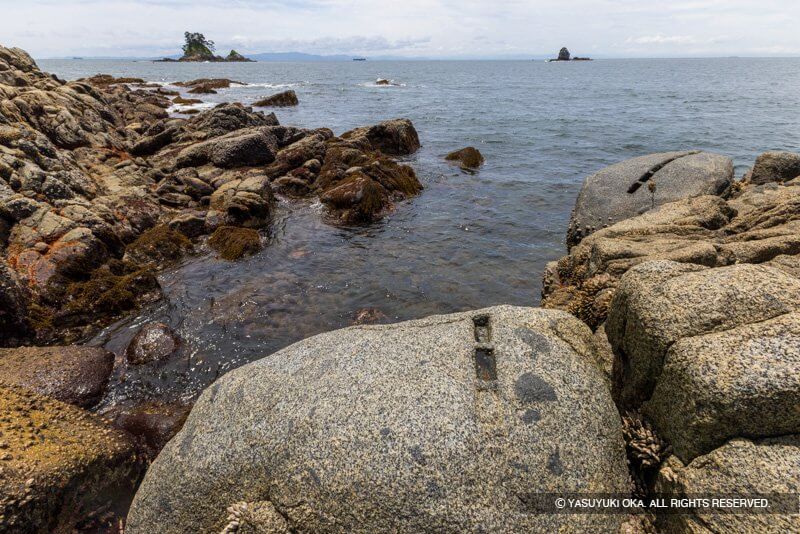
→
(127, 306, 629, 533)
(567, 151, 733, 247)
(655, 436, 800, 532)
(645, 311, 800, 462)
(749, 150, 800, 184)
(0, 384, 141, 532)
(0, 345, 113, 408)
(606, 261, 800, 411)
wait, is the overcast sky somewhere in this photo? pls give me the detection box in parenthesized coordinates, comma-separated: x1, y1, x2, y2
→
(2, 0, 799, 59)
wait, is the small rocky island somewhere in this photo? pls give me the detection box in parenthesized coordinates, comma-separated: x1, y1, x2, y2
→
(157, 32, 254, 62)
(547, 47, 592, 61)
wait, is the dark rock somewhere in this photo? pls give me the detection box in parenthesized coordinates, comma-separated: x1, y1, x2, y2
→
(341, 118, 421, 156)
(0, 263, 30, 343)
(187, 85, 217, 95)
(352, 307, 388, 324)
(125, 322, 180, 365)
(109, 402, 192, 459)
(749, 151, 800, 184)
(176, 127, 279, 169)
(445, 146, 484, 169)
(254, 90, 299, 107)
(172, 96, 202, 105)
(174, 78, 244, 90)
(186, 102, 278, 138)
(130, 127, 175, 156)
(123, 225, 193, 268)
(558, 47, 571, 61)
(0, 345, 113, 407)
(320, 172, 388, 224)
(167, 212, 206, 238)
(208, 226, 261, 260)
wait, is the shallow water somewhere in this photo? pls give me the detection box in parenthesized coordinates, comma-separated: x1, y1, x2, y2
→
(39, 57, 800, 407)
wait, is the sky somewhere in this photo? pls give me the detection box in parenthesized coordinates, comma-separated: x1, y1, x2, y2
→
(1, 0, 799, 59)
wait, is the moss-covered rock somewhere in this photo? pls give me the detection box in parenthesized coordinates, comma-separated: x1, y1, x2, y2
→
(208, 226, 261, 260)
(0, 384, 142, 532)
(123, 225, 193, 268)
(445, 146, 485, 169)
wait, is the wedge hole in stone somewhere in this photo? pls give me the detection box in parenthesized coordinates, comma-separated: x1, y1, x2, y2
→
(474, 345, 497, 381)
(472, 314, 491, 342)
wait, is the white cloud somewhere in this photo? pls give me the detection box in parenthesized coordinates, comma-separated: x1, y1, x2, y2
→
(626, 35, 698, 45)
(0, 0, 798, 58)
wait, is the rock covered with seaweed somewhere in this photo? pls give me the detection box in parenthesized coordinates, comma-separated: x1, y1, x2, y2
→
(0, 45, 422, 346)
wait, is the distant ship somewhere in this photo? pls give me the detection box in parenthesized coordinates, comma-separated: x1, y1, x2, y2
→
(353, 57, 367, 61)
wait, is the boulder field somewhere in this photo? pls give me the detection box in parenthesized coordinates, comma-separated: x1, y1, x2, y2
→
(1, 42, 799, 532)
(0, 45, 423, 346)
(0, 45, 422, 530)
(543, 150, 800, 531)
(129, 147, 800, 532)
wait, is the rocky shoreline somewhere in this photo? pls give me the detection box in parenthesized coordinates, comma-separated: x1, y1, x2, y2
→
(1, 45, 799, 532)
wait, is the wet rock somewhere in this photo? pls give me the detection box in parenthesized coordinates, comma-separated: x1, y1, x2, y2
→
(176, 127, 278, 169)
(341, 118, 421, 156)
(320, 172, 388, 223)
(254, 90, 299, 107)
(174, 78, 244, 90)
(0, 384, 141, 532)
(109, 402, 191, 459)
(655, 436, 800, 532)
(123, 225, 193, 268)
(272, 175, 313, 197)
(172, 96, 202, 105)
(567, 151, 733, 247)
(317, 144, 422, 223)
(127, 306, 629, 533)
(58, 260, 161, 328)
(558, 47, 571, 60)
(208, 226, 261, 260)
(0, 345, 113, 408)
(125, 322, 180, 365)
(748, 150, 800, 184)
(445, 146, 485, 169)
(0, 263, 30, 343)
(187, 85, 217, 94)
(351, 307, 388, 324)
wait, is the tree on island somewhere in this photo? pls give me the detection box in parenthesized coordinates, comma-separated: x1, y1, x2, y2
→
(182, 32, 215, 58)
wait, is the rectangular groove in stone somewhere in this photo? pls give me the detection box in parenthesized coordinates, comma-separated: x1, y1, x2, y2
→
(472, 314, 491, 343)
(474, 346, 497, 382)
